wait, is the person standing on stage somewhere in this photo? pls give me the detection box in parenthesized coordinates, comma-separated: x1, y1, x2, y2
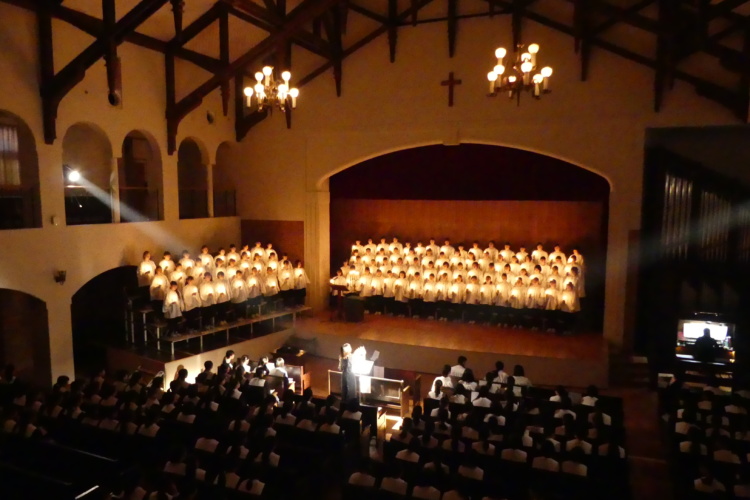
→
(339, 343, 358, 403)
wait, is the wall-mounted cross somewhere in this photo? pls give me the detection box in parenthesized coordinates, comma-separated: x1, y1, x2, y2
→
(441, 72, 462, 107)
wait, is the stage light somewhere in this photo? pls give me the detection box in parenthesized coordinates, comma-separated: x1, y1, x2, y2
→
(67, 170, 81, 183)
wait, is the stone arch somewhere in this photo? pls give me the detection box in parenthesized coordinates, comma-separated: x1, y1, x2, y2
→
(0, 109, 42, 229)
(177, 137, 209, 219)
(62, 122, 115, 225)
(70, 266, 138, 374)
(213, 141, 237, 217)
(0, 288, 50, 387)
(120, 129, 164, 222)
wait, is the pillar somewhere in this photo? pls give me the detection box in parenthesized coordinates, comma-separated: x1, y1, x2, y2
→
(304, 189, 330, 312)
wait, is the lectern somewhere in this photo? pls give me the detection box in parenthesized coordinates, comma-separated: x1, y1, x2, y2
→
(330, 285, 349, 321)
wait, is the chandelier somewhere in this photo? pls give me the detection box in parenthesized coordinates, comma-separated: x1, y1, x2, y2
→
(243, 66, 299, 112)
(487, 44, 552, 103)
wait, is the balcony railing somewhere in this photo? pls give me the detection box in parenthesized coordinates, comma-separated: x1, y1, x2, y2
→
(119, 187, 162, 222)
(179, 188, 209, 219)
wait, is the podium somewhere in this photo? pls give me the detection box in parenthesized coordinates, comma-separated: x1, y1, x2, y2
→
(344, 295, 365, 322)
(330, 285, 349, 321)
(352, 358, 375, 396)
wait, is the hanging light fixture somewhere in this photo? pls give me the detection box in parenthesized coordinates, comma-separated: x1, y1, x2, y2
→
(487, 44, 552, 104)
(243, 66, 299, 113)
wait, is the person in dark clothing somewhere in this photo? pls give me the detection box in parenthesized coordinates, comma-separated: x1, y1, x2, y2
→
(693, 328, 719, 363)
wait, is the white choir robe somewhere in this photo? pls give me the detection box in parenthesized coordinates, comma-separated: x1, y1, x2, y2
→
(227, 251, 241, 263)
(294, 268, 310, 290)
(389, 242, 403, 255)
(480, 284, 495, 305)
(214, 265, 227, 280)
(199, 282, 217, 306)
(239, 260, 252, 276)
(560, 290, 580, 313)
(150, 275, 169, 300)
(515, 251, 529, 262)
(452, 269, 467, 282)
(467, 269, 484, 283)
(435, 258, 449, 269)
(435, 281, 450, 302)
(478, 258, 491, 272)
(510, 263, 522, 275)
(266, 260, 280, 274)
(159, 259, 175, 274)
(375, 255, 387, 266)
(440, 245, 455, 257)
(346, 270, 361, 291)
(214, 255, 227, 269)
(538, 264, 551, 276)
(422, 282, 438, 302)
(427, 244, 440, 256)
(449, 282, 466, 304)
(529, 273, 545, 285)
(251, 246, 266, 261)
(499, 249, 514, 263)
(423, 267, 439, 281)
(563, 264, 580, 277)
(518, 274, 531, 286)
(421, 256, 434, 268)
(549, 251, 567, 264)
(246, 276, 263, 298)
(252, 261, 264, 274)
(364, 243, 377, 254)
(390, 265, 403, 276)
(225, 265, 241, 280)
(189, 264, 206, 281)
(449, 255, 463, 268)
(376, 243, 390, 255)
(414, 245, 427, 257)
(351, 244, 364, 256)
(485, 246, 500, 261)
(137, 260, 157, 287)
(531, 250, 548, 264)
(231, 278, 249, 304)
(406, 266, 421, 279)
(215, 279, 231, 304)
(509, 285, 527, 309)
(464, 284, 481, 305)
(495, 282, 511, 307)
(393, 278, 409, 302)
(547, 274, 563, 288)
(278, 269, 295, 291)
(563, 275, 578, 291)
(468, 247, 483, 259)
(407, 279, 423, 299)
(383, 277, 396, 298)
(348, 255, 359, 266)
(179, 258, 195, 272)
(544, 289, 561, 310)
(370, 276, 385, 296)
(170, 270, 187, 289)
(497, 271, 515, 285)
(358, 275, 374, 297)
(361, 255, 374, 267)
(198, 253, 214, 270)
(163, 290, 183, 319)
(183, 285, 201, 312)
(389, 254, 400, 265)
(525, 285, 544, 309)
(263, 276, 279, 296)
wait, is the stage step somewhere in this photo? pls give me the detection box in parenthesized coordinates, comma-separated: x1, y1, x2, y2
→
(610, 355, 651, 388)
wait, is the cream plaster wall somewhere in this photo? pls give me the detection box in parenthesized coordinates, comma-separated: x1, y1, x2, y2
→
(232, 16, 739, 351)
(0, 3, 240, 383)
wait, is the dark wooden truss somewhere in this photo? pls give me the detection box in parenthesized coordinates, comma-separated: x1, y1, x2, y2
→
(4, 0, 750, 152)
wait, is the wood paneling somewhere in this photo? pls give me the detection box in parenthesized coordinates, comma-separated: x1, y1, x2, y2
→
(241, 219, 305, 263)
(0, 290, 50, 388)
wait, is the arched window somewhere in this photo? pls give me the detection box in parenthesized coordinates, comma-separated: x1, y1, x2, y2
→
(0, 110, 41, 229)
(120, 130, 163, 222)
(62, 122, 114, 225)
(177, 137, 209, 219)
(214, 141, 237, 217)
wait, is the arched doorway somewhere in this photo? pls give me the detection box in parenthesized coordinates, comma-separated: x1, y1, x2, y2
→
(0, 289, 50, 387)
(119, 130, 163, 222)
(71, 266, 137, 374)
(177, 137, 209, 219)
(214, 141, 237, 217)
(328, 143, 610, 331)
(0, 109, 42, 229)
(62, 122, 114, 225)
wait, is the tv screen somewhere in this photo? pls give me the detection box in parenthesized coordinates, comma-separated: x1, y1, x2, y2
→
(678, 319, 732, 343)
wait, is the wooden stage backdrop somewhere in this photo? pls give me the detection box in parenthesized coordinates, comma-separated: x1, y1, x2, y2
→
(330, 199, 605, 270)
(241, 219, 305, 263)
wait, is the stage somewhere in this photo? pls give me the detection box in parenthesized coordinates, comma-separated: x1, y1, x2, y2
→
(106, 310, 608, 390)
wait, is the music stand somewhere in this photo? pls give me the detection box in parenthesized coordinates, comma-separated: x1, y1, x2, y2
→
(330, 285, 349, 321)
(352, 357, 375, 399)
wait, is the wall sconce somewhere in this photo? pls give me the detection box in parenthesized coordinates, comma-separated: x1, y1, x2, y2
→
(54, 270, 67, 285)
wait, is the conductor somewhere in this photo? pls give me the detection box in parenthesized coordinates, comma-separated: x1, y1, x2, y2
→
(339, 343, 366, 402)
(693, 328, 719, 363)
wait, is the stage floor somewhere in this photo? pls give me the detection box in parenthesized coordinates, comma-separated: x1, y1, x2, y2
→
(295, 313, 603, 361)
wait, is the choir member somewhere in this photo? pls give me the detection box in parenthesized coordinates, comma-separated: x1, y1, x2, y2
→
(449, 275, 466, 321)
(266, 252, 279, 273)
(198, 245, 214, 272)
(560, 282, 580, 333)
(159, 251, 175, 274)
(531, 243, 548, 264)
(414, 242, 426, 257)
(352, 240, 364, 256)
(230, 271, 249, 318)
(435, 274, 451, 321)
(263, 267, 280, 305)
(422, 274, 438, 319)
(163, 281, 183, 336)
(199, 273, 217, 327)
(169, 263, 186, 290)
(407, 272, 423, 317)
(250, 242, 265, 260)
(480, 276, 495, 324)
(364, 238, 376, 254)
(499, 243, 514, 263)
(393, 271, 409, 317)
(427, 239, 440, 256)
(464, 276, 481, 323)
(494, 273, 512, 326)
(544, 280, 561, 332)
(278, 261, 295, 307)
(182, 276, 202, 331)
(214, 248, 227, 268)
(538, 256, 551, 276)
(509, 277, 527, 327)
(469, 241, 483, 259)
(137, 251, 156, 290)
(245, 268, 263, 315)
(516, 246, 529, 263)
(376, 237, 389, 255)
(149, 267, 169, 312)
(383, 270, 396, 314)
(346, 265, 360, 291)
(227, 244, 240, 263)
(485, 241, 499, 261)
(215, 271, 231, 324)
(179, 251, 195, 273)
(549, 245, 566, 264)
(358, 268, 374, 312)
(293, 261, 310, 306)
(370, 269, 386, 314)
(440, 239, 455, 257)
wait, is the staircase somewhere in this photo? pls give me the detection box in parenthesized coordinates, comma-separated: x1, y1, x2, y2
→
(610, 354, 651, 388)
